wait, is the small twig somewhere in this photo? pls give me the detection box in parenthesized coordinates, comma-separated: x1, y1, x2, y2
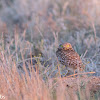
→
(52, 71, 95, 80)
(83, 49, 88, 58)
(92, 22, 97, 46)
(63, 71, 95, 79)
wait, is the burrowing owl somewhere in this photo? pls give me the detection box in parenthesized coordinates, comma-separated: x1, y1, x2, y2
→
(56, 43, 85, 74)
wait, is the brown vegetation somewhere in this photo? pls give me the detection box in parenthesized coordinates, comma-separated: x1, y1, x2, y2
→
(0, 0, 100, 100)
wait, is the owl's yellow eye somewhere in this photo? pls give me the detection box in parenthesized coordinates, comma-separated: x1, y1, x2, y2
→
(66, 44, 70, 48)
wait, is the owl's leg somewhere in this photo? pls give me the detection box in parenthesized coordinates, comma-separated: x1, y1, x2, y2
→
(65, 71, 76, 78)
(73, 70, 76, 77)
(66, 70, 71, 76)
(67, 70, 76, 77)
(65, 70, 75, 77)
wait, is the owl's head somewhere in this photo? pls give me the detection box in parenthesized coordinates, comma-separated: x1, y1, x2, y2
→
(59, 43, 73, 50)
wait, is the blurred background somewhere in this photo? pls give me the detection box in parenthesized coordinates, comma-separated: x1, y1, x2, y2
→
(0, 0, 100, 76)
(0, 1, 100, 100)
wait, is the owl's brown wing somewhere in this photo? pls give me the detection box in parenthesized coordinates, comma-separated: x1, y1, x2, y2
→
(56, 49, 67, 65)
(64, 50, 84, 69)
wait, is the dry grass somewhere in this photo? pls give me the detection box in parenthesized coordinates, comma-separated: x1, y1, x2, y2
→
(0, 0, 100, 100)
(0, 31, 99, 100)
(0, 61, 100, 100)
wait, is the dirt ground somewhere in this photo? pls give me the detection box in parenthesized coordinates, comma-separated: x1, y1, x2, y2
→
(52, 75, 100, 100)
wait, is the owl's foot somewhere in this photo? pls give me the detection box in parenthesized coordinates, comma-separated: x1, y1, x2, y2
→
(65, 70, 77, 78)
(64, 70, 72, 77)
